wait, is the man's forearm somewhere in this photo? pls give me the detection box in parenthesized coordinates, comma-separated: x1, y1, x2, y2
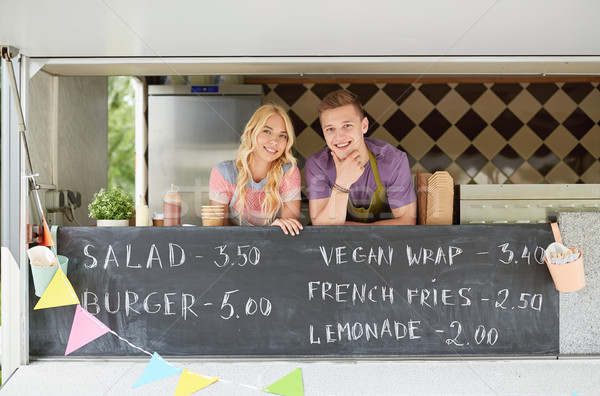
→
(312, 192, 349, 225)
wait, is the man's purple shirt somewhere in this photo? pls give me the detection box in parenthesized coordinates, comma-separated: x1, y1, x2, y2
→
(305, 138, 416, 209)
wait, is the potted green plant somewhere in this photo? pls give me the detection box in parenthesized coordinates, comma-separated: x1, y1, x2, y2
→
(88, 186, 135, 226)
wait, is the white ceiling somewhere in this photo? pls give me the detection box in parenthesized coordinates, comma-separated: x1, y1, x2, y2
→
(2, 0, 600, 76)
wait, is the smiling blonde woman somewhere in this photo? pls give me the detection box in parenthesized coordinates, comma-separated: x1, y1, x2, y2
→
(209, 104, 303, 235)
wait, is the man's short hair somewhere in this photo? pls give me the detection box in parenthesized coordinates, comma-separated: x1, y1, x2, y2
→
(318, 89, 364, 119)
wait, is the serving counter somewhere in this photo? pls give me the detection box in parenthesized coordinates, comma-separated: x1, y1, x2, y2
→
(4, 213, 598, 394)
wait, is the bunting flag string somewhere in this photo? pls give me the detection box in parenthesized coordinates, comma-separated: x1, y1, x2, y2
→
(217, 378, 264, 392)
(108, 329, 153, 356)
(32, 260, 305, 395)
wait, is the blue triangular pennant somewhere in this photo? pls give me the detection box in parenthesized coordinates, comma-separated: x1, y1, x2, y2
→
(132, 352, 182, 388)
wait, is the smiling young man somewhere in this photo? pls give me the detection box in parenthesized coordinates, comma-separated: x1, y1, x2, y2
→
(305, 89, 417, 225)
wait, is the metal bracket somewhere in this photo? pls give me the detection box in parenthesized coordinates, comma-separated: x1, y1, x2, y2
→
(2, 44, 47, 225)
(1, 45, 20, 59)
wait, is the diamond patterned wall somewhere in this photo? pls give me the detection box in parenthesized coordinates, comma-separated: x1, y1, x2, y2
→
(261, 82, 600, 189)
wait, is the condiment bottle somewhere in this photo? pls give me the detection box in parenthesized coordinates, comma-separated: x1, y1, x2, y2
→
(163, 184, 181, 226)
(136, 195, 149, 227)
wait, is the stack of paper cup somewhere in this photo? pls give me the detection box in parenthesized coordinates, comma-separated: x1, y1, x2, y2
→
(201, 205, 225, 226)
(544, 241, 585, 292)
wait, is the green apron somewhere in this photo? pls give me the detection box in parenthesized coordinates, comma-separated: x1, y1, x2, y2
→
(346, 151, 392, 223)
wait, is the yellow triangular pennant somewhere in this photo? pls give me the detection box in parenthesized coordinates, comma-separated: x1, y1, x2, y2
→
(173, 370, 218, 396)
(34, 267, 80, 309)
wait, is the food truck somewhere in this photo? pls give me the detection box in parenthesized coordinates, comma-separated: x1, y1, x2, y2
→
(1, 1, 600, 394)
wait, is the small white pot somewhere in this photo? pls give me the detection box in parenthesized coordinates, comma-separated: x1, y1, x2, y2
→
(96, 219, 130, 227)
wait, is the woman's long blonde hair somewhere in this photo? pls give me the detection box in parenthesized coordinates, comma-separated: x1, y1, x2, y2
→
(235, 104, 296, 224)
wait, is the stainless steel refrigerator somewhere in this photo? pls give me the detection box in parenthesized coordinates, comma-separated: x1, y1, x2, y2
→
(147, 84, 263, 225)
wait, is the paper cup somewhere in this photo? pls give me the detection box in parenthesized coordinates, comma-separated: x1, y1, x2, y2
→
(202, 217, 224, 227)
(544, 247, 585, 292)
(201, 213, 224, 218)
(201, 212, 225, 217)
(201, 205, 225, 216)
(30, 255, 69, 297)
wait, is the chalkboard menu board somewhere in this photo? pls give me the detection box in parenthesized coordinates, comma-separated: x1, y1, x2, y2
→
(30, 225, 558, 357)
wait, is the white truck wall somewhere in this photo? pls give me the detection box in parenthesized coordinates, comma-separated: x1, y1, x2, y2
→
(1, 0, 599, 58)
(27, 73, 108, 227)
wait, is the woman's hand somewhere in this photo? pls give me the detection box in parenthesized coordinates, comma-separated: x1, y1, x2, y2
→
(271, 218, 303, 236)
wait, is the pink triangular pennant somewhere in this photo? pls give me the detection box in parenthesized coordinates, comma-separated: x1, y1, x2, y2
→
(65, 305, 111, 355)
